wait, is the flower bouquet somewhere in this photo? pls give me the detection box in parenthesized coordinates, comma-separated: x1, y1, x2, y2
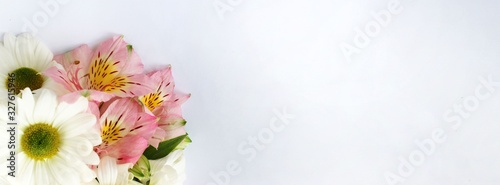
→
(0, 33, 191, 185)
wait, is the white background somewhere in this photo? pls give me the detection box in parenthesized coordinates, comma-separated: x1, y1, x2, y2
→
(2, 0, 500, 184)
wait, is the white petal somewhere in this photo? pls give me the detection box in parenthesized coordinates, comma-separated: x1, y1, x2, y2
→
(53, 96, 88, 128)
(59, 112, 96, 139)
(0, 175, 15, 185)
(18, 88, 35, 127)
(149, 150, 186, 185)
(82, 150, 100, 165)
(166, 150, 184, 165)
(63, 136, 93, 157)
(19, 153, 36, 185)
(32, 44, 54, 71)
(0, 90, 7, 107)
(33, 89, 57, 124)
(54, 151, 96, 184)
(47, 155, 80, 185)
(0, 44, 16, 75)
(13, 33, 34, 68)
(2, 33, 16, 53)
(34, 161, 50, 185)
(150, 156, 168, 173)
(61, 135, 100, 165)
(82, 129, 103, 146)
(115, 163, 133, 185)
(72, 159, 98, 183)
(97, 156, 119, 185)
(0, 74, 7, 91)
(13, 33, 53, 71)
(83, 179, 100, 185)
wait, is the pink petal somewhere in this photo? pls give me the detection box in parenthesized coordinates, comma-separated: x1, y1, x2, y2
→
(58, 91, 84, 104)
(149, 127, 166, 148)
(87, 101, 101, 121)
(129, 112, 157, 138)
(169, 93, 191, 106)
(92, 36, 143, 75)
(54, 44, 92, 80)
(87, 90, 115, 102)
(147, 67, 174, 95)
(104, 135, 149, 164)
(164, 126, 187, 141)
(44, 65, 78, 92)
(52, 45, 93, 91)
(108, 74, 153, 97)
(99, 98, 139, 132)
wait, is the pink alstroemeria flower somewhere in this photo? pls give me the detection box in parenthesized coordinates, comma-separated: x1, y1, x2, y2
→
(139, 66, 190, 140)
(45, 36, 152, 102)
(95, 98, 164, 164)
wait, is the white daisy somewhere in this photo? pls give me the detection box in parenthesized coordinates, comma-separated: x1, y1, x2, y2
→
(0, 33, 57, 95)
(16, 88, 101, 185)
(149, 150, 186, 185)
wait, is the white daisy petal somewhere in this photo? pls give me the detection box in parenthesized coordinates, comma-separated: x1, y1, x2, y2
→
(0, 75, 7, 91)
(77, 162, 98, 183)
(18, 88, 35, 128)
(33, 89, 57, 123)
(57, 152, 97, 183)
(0, 89, 7, 105)
(82, 129, 103, 146)
(2, 33, 16, 52)
(19, 153, 36, 185)
(34, 161, 50, 185)
(53, 96, 88, 128)
(59, 112, 96, 139)
(83, 149, 101, 165)
(0, 44, 16, 75)
(0, 176, 14, 185)
(13, 34, 33, 68)
(60, 136, 89, 154)
(32, 44, 53, 71)
(15, 33, 43, 68)
(47, 155, 80, 185)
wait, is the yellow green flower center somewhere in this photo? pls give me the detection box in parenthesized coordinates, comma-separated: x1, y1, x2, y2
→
(21, 123, 61, 160)
(7, 67, 44, 94)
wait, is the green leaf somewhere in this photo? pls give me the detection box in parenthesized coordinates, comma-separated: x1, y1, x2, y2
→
(143, 134, 189, 160)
